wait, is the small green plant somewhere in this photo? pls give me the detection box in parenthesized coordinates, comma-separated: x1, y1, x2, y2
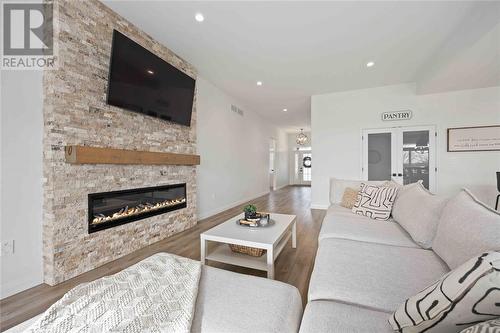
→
(243, 204, 257, 215)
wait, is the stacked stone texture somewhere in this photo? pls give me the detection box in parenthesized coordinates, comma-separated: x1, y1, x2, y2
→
(43, 0, 198, 285)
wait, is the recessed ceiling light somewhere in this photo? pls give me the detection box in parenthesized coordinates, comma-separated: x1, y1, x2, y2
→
(195, 13, 204, 22)
(147, 69, 154, 74)
(366, 61, 375, 68)
(283, 108, 287, 112)
(256, 81, 263, 86)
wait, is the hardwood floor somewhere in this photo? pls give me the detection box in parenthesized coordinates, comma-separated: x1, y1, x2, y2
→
(0, 186, 325, 331)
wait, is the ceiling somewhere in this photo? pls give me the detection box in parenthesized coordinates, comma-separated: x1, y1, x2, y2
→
(104, 1, 499, 130)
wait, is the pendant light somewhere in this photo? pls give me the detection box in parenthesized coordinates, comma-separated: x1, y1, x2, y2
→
(296, 129, 308, 145)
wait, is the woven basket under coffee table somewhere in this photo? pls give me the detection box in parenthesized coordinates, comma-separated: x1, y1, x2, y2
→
(200, 212, 297, 279)
(229, 244, 266, 257)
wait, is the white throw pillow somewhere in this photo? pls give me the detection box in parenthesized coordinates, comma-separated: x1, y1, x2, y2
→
(433, 189, 500, 269)
(389, 251, 500, 333)
(329, 178, 385, 205)
(392, 181, 448, 249)
(351, 183, 398, 220)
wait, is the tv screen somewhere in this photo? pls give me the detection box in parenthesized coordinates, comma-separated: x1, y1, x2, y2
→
(107, 30, 196, 126)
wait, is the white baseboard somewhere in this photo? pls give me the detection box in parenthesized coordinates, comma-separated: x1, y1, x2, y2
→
(1, 274, 42, 299)
(197, 190, 270, 220)
(310, 203, 329, 210)
(274, 184, 289, 191)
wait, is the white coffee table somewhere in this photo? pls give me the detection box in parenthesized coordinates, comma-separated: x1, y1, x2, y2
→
(200, 213, 297, 279)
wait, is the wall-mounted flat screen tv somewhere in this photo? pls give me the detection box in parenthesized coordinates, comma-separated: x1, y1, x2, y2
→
(107, 30, 196, 127)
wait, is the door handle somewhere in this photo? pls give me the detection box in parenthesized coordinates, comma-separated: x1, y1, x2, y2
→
(397, 173, 403, 177)
(392, 173, 397, 177)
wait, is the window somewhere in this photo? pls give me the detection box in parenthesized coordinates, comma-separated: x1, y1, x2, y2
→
(302, 153, 311, 182)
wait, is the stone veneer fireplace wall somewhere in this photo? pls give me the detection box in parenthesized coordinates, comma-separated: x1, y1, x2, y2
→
(42, 0, 198, 285)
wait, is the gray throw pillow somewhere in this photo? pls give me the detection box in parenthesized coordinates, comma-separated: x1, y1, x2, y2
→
(389, 251, 500, 333)
(433, 189, 500, 269)
(392, 181, 447, 249)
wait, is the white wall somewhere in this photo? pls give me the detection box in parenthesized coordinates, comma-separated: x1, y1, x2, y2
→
(311, 83, 500, 209)
(196, 77, 288, 219)
(0, 70, 44, 298)
(275, 130, 289, 189)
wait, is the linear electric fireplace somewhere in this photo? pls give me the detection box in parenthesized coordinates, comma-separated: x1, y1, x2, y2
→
(88, 184, 187, 233)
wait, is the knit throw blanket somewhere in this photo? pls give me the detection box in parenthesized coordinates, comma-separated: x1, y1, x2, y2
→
(25, 253, 201, 333)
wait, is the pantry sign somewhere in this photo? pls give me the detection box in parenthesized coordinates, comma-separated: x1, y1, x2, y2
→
(381, 110, 412, 121)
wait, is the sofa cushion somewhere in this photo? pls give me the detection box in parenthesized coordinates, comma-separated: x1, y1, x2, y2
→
(320, 205, 419, 248)
(352, 183, 399, 220)
(330, 178, 386, 205)
(299, 301, 393, 333)
(308, 238, 449, 312)
(392, 181, 447, 249)
(433, 189, 500, 269)
(340, 187, 358, 209)
(389, 252, 500, 333)
(192, 265, 303, 333)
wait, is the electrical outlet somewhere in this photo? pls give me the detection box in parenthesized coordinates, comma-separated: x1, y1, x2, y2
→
(1, 240, 15, 256)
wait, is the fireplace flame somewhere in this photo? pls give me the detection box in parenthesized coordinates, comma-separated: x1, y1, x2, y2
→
(92, 197, 186, 225)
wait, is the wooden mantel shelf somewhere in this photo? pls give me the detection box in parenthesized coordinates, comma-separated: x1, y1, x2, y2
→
(65, 145, 200, 166)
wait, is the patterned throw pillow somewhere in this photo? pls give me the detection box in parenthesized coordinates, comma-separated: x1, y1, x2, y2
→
(459, 318, 500, 333)
(389, 252, 500, 333)
(340, 187, 358, 209)
(351, 183, 398, 220)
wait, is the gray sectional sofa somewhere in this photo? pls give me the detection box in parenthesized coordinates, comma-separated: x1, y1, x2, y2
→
(301, 179, 450, 332)
(300, 178, 500, 333)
